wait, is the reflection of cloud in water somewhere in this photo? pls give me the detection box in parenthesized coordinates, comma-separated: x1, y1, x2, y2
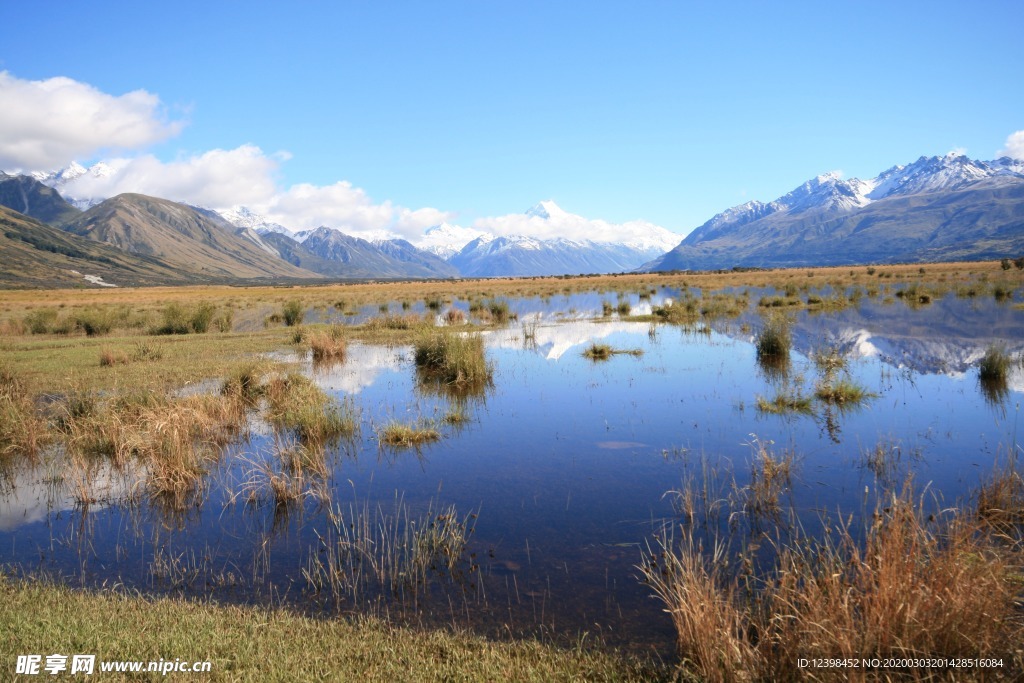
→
(309, 343, 405, 394)
(0, 461, 141, 532)
(486, 320, 650, 360)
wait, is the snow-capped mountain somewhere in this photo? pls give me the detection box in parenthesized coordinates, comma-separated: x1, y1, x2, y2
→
(217, 206, 294, 239)
(450, 233, 662, 277)
(440, 201, 682, 276)
(646, 153, 1024, 271)
(31, 161, 113, 210)
(414, 222, 488, 259)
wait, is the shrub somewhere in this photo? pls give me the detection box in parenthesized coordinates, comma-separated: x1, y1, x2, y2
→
(282, 300, 304, 327)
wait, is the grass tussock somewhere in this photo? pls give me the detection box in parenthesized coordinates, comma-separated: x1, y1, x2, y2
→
(264, 373, 359, 445)
(377, 421, 442, 448)
(755, 387, 813, 414)
(0, 366, 45, 459)
(413, 331, 493, 390)
(814, 377, 872, 405)
(582, 342, 644, 361)
(304, 495, 476, 605)
(282, 299, 305, 327)
(307, 324, 347, 362)
(977, 459, 1024, 531)
(754, 315, 791, 362)
(152, 302, 218, 335)
(640, 480, 1024, 682)
(979, 345, 1013, 382)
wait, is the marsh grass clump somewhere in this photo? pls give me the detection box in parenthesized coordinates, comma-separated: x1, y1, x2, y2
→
(977, 459, 1024, 532)
(755, 388, 813, 415)
(444, 308, 466, 325)
(581, 342, 643, 361)
(754, 315, 791, 363)
(221, 361, 267, 406)
(307, 325, 347, 363)
(413, 331, 492, 390)
(485, 299, 513, 324)
(377, 420, 442, 448)
(652, 299, 699, 325)
(978, 345, 1012, 382)
(641, 480, 1024, 682)
(304, 496, 477, 604)
(363, 313, 430, 332)
(282, 299, 305, 327)
(98, 347, 129, 367)
(73, 306, 127, 336)
(153, 302, 218, 335)
(601, 300, 614, 317)
(264, 373, 359, 445)
(0, 366, 44, 459)
(814, 378, 872, 406)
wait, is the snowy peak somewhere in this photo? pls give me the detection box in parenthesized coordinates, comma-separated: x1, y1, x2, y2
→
(868, 154, 996, 199)
(525, 199, 568, 220)
(217, 206, 294, 238)
(414, 221, 488, 259)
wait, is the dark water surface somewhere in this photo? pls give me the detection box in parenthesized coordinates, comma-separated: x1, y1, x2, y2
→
(2, 290, 1022, 655)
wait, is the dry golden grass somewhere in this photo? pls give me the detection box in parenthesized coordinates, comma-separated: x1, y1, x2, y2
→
(641, 477, 1024, 682)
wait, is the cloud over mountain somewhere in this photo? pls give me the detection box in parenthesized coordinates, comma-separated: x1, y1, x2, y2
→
(999, 130, 1024, 161)
(0, 72, 184, 171)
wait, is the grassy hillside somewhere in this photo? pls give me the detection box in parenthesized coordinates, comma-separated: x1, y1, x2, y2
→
(61, 194, 323, 281)
(0, 206, 192, 288)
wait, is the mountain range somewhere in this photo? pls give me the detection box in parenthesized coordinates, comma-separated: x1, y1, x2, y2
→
(644, 154, 1024, 271)
(2, 150, 1023, 287)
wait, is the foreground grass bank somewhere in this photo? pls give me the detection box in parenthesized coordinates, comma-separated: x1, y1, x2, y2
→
(0, 579, 664, 682)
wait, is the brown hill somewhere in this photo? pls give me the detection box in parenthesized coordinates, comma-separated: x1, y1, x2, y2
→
(61, 194, 322, 280)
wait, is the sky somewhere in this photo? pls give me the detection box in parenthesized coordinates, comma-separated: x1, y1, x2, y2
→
(1, 0, 1022, 242)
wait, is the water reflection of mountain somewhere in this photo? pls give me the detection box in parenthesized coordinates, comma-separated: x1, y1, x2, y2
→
(486, 320, 653, 360)
(741, 296, 1024, 382)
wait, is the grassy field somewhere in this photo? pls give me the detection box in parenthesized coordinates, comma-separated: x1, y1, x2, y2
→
(1, 259, 1022, 681)
(0, 578, 664, 682)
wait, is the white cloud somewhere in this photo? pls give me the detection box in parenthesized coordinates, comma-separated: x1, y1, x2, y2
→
(472, 201, 680, 249)
(0, 71, 184, 171)
(997, 130, 1024, 160)
(61, 146, 279, 208)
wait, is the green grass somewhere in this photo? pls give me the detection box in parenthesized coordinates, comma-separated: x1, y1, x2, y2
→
(264, 373, 359, 445)
(377, 420, 442, 448)
(413, 331, 493, 390)
(979, 345, 1013, 382)
(754, 315, 791, 361)
(0, 578, 662, 682)
(755, 390, 813, 414)
(814, 378, 873, 405)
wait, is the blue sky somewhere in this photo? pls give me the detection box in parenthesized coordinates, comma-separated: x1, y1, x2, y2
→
(1, 0, 1022, 239)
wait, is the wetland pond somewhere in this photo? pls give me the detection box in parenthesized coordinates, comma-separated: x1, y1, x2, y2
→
(2, 287, 1023, 657)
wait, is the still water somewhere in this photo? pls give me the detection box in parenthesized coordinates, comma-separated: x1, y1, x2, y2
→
(2, 290, 1022, 655)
